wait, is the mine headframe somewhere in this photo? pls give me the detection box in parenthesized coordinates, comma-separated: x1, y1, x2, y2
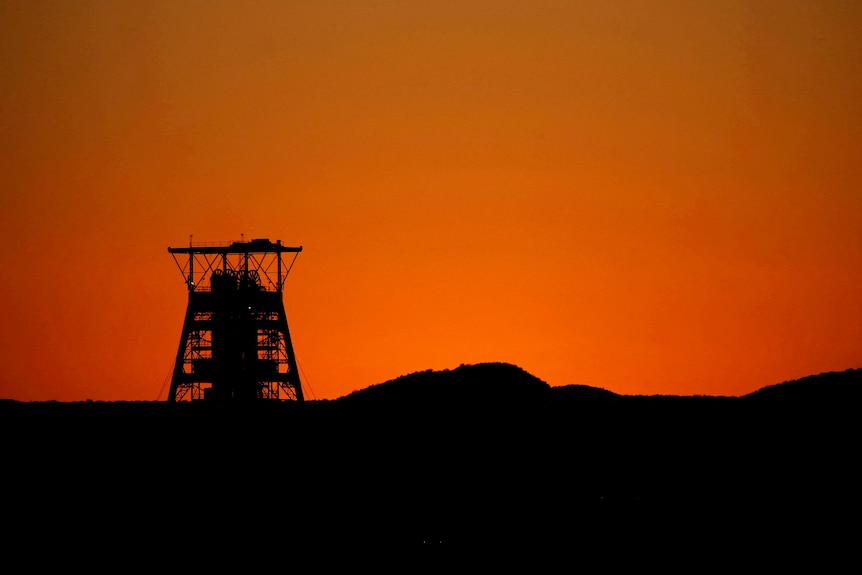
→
(166, 238, 304, 402)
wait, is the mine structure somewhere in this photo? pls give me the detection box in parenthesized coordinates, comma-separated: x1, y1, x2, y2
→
(166, 237, 304, 402)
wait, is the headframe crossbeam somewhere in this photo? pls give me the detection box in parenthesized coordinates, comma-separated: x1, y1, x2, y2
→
(169, 238, 302, 293)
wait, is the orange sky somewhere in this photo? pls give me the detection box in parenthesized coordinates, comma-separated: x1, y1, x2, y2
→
(1, 1, 861, 401)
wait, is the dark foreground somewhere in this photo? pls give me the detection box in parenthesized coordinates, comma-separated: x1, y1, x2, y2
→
(3, 365, 859, 568)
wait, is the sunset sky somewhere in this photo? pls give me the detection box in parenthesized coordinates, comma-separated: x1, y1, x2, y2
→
(2, 1, 860, 401)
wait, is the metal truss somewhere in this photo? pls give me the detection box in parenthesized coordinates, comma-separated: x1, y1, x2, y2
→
(166, 238, 304, 402)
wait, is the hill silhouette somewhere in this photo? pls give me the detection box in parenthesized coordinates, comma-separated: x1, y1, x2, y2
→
(338, 361, 862, 406)
(2, 363, 859, 566)
(338, 362, 550, 406)
(743, 367, 862, 403)
(340, 361, 627, 407)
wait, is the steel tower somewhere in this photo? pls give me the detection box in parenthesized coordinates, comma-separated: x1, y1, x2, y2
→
(167, 238, 304, 402)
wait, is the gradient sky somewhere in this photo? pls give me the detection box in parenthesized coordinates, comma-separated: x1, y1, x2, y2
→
(2, 1, 860, 401)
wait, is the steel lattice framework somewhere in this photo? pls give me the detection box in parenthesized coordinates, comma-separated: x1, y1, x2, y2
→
(167, 238, 304, 402)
